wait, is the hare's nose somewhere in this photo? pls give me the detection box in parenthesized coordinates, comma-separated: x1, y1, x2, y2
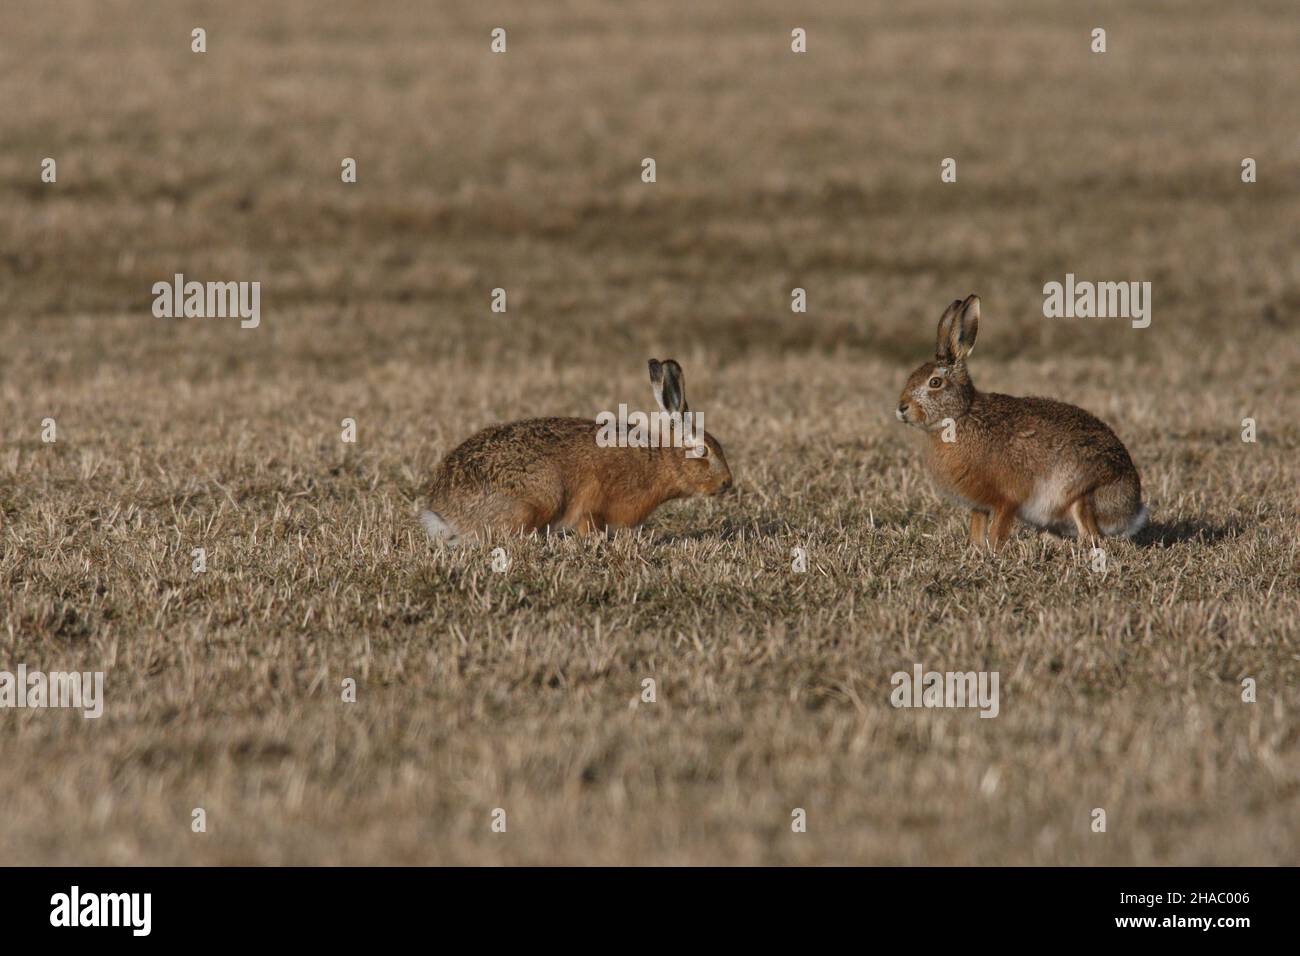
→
(897, 402, 909, 415)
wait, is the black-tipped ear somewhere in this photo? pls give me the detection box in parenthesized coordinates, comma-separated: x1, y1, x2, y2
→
(660, 359, 687, 414)
(952, 294, 979, 361)
(649, 359, 668, 413)
(935, 299, 963, 363)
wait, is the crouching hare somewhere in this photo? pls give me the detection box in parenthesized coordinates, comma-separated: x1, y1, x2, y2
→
(422, 359, 732, 542)
(896, 295, 1147, 550)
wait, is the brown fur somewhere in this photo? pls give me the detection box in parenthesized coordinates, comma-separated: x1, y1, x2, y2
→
(897, 295, 1146, 550)
(425, 362, 731, 541)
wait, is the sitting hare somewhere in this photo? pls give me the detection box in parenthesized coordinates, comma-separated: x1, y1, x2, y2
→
(896, 295, 1147, 550)
(422, 359, 732, 542)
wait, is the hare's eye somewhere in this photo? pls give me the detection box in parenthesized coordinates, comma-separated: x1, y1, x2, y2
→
(928, 376, 944, 389)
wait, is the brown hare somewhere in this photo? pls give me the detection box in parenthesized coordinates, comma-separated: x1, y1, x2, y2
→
(896, 295, 1147, 550)
(422, 359, 732, 542)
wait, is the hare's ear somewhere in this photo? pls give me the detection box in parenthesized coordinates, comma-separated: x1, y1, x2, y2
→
(951, 294, 979, 362)
(655, 359, 688, 414)
(648, 359, 664, 399)
(648, 359, 669, 412)
(935, 299, 964, 363)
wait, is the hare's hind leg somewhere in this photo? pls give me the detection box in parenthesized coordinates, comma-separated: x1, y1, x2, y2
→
(475, 496, 552, 536)
(1068, 495, 1102, 545)
(987, 505, 1016, 551)
(553, 501, 605, 536)
(571, 513, 606, 536)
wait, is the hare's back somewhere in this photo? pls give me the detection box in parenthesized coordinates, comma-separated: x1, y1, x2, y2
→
(986, 393, 1135, 470)
(435, 417, 595, 489)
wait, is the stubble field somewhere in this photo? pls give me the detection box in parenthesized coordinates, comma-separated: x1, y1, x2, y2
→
(0, 0, 1297, 864)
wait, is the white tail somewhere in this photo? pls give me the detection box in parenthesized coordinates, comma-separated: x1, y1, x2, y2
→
(1118, 503, 1149, 539)
(420, 510, 458, 541)
(1102, 503, 1148, 539)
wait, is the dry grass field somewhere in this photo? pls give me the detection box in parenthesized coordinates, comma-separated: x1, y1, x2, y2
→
(1, 0, 1297, 865)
